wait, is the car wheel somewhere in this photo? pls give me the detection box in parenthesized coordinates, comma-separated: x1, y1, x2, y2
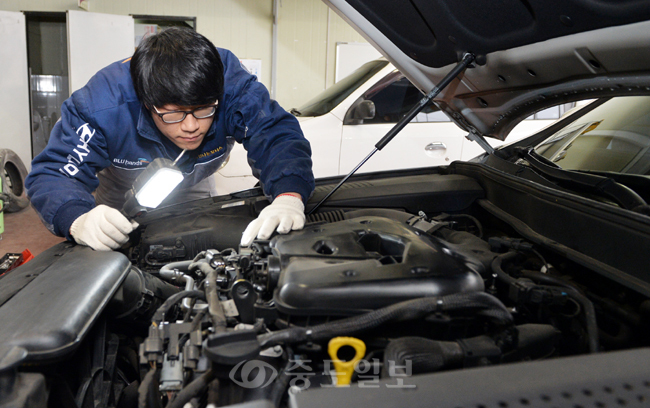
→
(0, 149, 30, 213)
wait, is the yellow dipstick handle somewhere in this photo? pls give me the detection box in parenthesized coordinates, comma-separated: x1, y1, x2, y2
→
(327, 337, 366, 386)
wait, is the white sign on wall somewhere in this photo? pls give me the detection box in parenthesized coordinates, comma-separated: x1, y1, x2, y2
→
(67, 10, 135, 94)
(240, 59, 262, 80)
(335, 42, 382, 83)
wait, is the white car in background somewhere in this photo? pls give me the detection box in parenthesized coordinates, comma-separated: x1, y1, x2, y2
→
(215, 60, 571, 193)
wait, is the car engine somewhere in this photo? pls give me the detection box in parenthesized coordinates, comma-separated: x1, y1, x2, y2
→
(2, 167, 649, 408)
(120, 210, 620, 406)
(125, 208, 554, 407)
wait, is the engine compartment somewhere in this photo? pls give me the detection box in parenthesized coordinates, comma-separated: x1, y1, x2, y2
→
(2, 165, 650, 408)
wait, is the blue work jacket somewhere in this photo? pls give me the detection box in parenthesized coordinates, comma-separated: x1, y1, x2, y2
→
(26, 48, 314, 239)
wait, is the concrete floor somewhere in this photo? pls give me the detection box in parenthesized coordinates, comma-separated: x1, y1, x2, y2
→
(1, 205, 66, 258)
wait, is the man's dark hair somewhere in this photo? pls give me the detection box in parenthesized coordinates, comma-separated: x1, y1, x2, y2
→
(130, 27, 224, 109)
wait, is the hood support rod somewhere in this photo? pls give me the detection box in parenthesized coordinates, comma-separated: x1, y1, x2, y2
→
(467, 130, 495, 155)
(308, 53, 476, 215)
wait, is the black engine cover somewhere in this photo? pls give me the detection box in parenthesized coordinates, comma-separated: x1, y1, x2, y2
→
(271, 216, 485, 316)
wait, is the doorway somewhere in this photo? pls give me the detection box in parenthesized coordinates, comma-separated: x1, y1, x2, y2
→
(25, 12, 69, 158)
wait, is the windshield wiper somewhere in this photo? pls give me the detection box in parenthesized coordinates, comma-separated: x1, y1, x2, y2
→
(518, 148, 647, 211)
(575, 170, 650, 205)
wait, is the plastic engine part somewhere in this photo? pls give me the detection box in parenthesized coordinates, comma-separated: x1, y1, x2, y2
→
(272, 216, 485, 316)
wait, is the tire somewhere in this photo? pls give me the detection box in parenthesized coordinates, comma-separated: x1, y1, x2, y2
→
(0, 148, 30, 213)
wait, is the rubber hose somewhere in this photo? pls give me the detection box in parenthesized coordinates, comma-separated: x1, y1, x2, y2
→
(491, 251, 519, 286)
(563, 289, 599, 353)
(383, 337, 463, 376)
(520, 270, 582, 294)
(189, 259, 217, 276)
(207, 378, 220, 407)
(524, 285, 599, 353)
(446, 214, 483, 238)
(267, 348, 295, 406)
(160, 260, 193, 274)
(204, 270, 227, 333)
(520, 269, 600, 353)
(165, 370, 215, 408)
(494, 256, 599, 353)
(258, 292, 512, 348)
(138, 368, 161, 408)
(179, 308, 208, 350)
(153, 290, 206, 323)
(597, 320, 633, 349)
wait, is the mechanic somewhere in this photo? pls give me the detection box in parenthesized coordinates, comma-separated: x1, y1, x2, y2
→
(25, 27, 314, 251)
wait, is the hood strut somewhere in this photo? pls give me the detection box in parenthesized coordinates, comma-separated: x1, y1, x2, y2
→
(467, 130, 495, 155)
(308, 53, 476, 215)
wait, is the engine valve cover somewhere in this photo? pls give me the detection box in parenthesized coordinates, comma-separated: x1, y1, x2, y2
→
(271, 216, 484, 316)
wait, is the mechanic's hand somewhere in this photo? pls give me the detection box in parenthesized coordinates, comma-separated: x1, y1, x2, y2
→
(70, 205, 139, 251)
(240, 194, 305, 247)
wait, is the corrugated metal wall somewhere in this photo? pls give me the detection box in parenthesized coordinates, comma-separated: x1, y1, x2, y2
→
(1, 0, 368, 109)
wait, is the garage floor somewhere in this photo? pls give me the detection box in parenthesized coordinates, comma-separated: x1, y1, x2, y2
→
(1, 206, 66, 258)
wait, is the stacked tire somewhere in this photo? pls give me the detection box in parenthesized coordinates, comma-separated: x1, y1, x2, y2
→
(1, 149, 29, 213)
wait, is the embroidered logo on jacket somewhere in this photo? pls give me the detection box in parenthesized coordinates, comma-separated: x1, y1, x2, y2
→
(113, 157, 150, 167)
(198, 146, 224, 159)
(60, 123, 95, 176)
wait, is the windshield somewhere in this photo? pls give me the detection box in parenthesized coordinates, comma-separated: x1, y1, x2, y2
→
(534, 96, 650, 175)
(294, 60, 389, 117)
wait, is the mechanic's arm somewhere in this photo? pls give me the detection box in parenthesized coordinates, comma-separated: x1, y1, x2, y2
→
(219, 49, 314, 246)
(25, 97, 137, 251)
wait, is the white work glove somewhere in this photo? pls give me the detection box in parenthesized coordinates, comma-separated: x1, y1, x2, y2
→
(70, 205, 139, 251)
(240, 194, 305, 247)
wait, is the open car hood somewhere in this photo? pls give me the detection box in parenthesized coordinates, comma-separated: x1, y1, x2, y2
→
(324, 0, 650, 140)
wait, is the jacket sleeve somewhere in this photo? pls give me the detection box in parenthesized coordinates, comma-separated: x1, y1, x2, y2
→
(25, 93, 111, 239)
(221, 50, 315, 203)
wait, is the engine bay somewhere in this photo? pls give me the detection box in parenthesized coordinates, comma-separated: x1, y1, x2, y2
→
(2, 164, 650, 408)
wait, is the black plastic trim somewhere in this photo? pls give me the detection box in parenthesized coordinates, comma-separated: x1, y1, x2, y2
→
(292, 347, 650, 408)
(0, 246, 131, 363)
(451, 161, 650, 295)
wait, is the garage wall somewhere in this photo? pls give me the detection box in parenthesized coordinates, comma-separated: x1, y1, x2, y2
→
(93, 0, 275, 94)
(275, 0, 367, 110)
(1, 0, 77, 12)
(1, 0, 367, 110)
